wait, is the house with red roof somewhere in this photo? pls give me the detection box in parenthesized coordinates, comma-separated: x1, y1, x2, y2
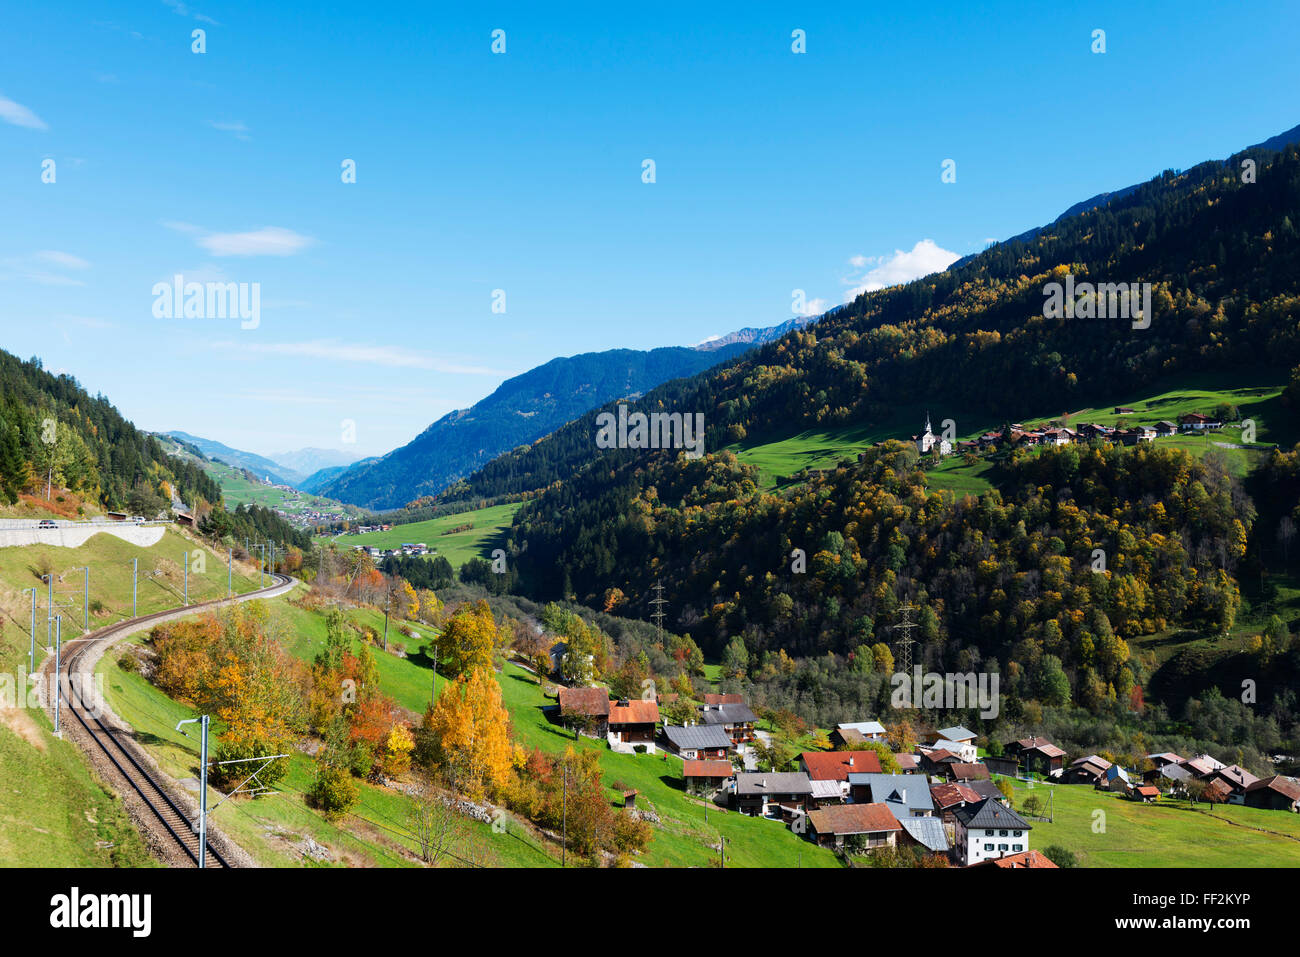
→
(1243, 775, 1300, 812)
(806, 802, 901, 850)
(607, 698, 659, 753)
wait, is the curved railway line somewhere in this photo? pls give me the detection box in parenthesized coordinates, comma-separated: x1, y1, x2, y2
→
(44, 572, 294, 868)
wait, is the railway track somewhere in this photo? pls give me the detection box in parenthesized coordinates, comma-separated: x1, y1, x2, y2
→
(47, 573, 294, 868)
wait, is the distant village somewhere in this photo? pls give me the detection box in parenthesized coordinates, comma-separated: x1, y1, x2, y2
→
(896, 408, 1237, 461)
(549, 683, 1300, 868)
(350, 541, 434, 561)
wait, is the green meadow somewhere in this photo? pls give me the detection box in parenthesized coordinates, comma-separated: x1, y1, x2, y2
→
(1006, 777, 1300, 867)
(321, 502, 524, 570)
(731, 371, 1287, 495)
(97, 590, 839, 868)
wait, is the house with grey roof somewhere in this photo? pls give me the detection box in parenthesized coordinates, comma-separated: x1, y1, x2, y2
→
(662, 723, 733, 760)
(953, 798, 1032, 866)
(734, 772, 813, 818)
(936, 726, 977, 746)
(846, 773, 935, 822)
(700, 702, 758, 744)
(898, 815, 949, 854)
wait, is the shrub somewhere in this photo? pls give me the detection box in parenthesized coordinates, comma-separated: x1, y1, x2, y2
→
(308, 764, 357, 819)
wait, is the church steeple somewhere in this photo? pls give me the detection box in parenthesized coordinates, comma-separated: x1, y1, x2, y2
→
(924, 411, 932, 435)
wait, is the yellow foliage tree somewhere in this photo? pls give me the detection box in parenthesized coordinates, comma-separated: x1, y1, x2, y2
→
(442, 600, 500, 678)
(423, 668, 518, 801)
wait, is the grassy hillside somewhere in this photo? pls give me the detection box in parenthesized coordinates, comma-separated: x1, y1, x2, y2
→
(320, 502, 523, 570)
(97, 592, 839, 868)
(1006, 777, 1300, 867)
(729, 371, 1287, 493)
(0, 530, 265, 867)
(97, 640, 555, 868)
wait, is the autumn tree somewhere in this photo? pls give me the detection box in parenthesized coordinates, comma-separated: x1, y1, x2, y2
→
(418, 668, 519, 801)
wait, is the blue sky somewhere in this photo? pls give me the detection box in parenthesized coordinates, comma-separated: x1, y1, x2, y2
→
(2, 1, 1297, 459)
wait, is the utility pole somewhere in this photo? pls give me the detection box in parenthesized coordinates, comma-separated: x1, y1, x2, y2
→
(227, 547, 233, 597)
(132, 557, 138, 618)
(82, 566, 89, 635)
(53, 615, 62, 738)
(22, 588, 35, 673)
(175, 715, 210, 868)
(431, 641, 439, 704)
(44, 573, 53, 650)
(891, 603, 919, 676)
(649, 578, 668, 645)
(382, 580, 394, 652)
(183, 551, 189, 605)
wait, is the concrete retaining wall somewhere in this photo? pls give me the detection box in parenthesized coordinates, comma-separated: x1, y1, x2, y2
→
(0, 524, 168, 549)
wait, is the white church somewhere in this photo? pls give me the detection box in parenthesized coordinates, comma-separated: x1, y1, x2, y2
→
(912, 413, 952, 457)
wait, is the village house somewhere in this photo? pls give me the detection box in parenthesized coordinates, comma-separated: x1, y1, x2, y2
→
(806, 803, 901, 850)
(1206, 764, 1259, 803)
(932, 726, 979, 760)
(1179, 411, 1222, 431)
(809, 779, 844, 808)
(683, 759, 734, 796)
(1180, 753, 1226, 778)
(829, 720, 886, 749)
(1064, 754, 1112, 785)
(894, 753, 921, 773)
(662, 723, 733, 760)
(962, 779, 1009, 805)
(973, 849, 1058, 869)
(1242, 775, 1300, 812)
(1131, 784, 1160, 803)
(555, 686, 610, 737)
(918, 748, 961, 774)
(607, 698, 659, 753)
(847, 773, 936, 821)
(702, 693, 743, 706)
(898, 815, 950, 855)
(1004, 736, 1067, 776)
(1100, 763, 1132, 793)
(944, 762, 991, 783)
(734, 772, 813, 819)
(953, 798, 1033, 867)
(800, 750, 882, 800)
(1146, 751, 1185, 772)
(930, 782, 982, 824)
(1155, 763, 1192, 794)
(700, 701, 758, 744)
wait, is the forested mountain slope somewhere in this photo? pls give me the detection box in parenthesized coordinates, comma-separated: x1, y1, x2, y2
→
(452, 134, 1300, 722)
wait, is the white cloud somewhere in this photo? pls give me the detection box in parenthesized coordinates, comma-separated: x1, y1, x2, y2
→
(35, 250, 90, 269)
(842, 239, 960, 300)
(164, 223, 315, 257)
(209, 338, 514, 376)
(208, 120, 250, 141)
(199, 226, 315, 257)
(0, 94, 47, 130)
(162, 0, 219, 25)
(0, 251, 89, 285)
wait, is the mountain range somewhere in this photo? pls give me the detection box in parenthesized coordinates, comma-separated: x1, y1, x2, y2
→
(314, 341, 757, 509)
